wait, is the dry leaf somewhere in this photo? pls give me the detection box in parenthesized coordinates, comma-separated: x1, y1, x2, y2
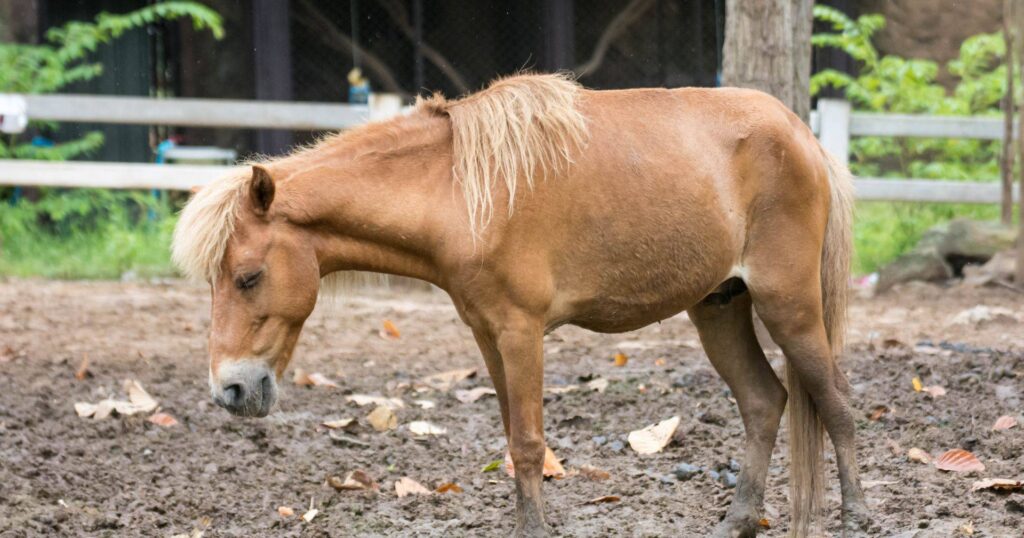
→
(970, 478, 1024, 492)
(148, 412, 178, 427)
(654, 358, 667, 366)
(545, 385, 579, 395)
(346, 394, 404, 409)
(366, 405, 397, 432)
(911, 377, 923, 392)
(628, 416, 681, 455)
(420, 368, 477, 391)
(435, 482, 463, 494)
(293, 369, 338, 388)
(862, 480, 898, 489)
(74, 354, 90, 381)
(408, 421, 447, 436)
(935, 449, 985, 473)
(394, 477, 431, 497)
(454, 387, 497, 403)
(868, 405, 890, 421)
(413, 399, 435, 409)
(124, 380, 158, 413)
(74, 402, 97, 418)
(328, 470, 379, 491)
(758, 518, 771, 529)
(504, 446, 566, 479)
(958, 520, 974, 536)
(301, 508, 318, 523)
(321, 418, 356, 430)
(584, 495, 620, 505)
(992, 415, 1018, 431)
(277, 506, 294, 517)
(380, 319, 401, 339)
(578, 464, 611, 481)
(907, 448, 932, 464)
(587, 378, 609, 393)
(613, 352, 628, 367)
(922, 385, 946, 398)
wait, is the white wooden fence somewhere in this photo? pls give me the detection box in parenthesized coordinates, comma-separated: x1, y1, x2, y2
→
(0, 93, 1014, 203)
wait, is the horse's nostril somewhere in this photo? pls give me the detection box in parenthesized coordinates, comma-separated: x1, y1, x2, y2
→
(222, 383, 243, 406)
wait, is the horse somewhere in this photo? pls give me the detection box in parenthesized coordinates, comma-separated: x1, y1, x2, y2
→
(172, 73, 869, 537)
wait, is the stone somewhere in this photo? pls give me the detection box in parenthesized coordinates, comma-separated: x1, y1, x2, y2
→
(672, 463, 702, 481)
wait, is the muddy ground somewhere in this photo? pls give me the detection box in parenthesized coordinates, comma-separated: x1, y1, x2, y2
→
(0, 278, 1022, 537)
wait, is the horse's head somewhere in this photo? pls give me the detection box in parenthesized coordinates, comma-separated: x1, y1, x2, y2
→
(173, 165, 320, 417)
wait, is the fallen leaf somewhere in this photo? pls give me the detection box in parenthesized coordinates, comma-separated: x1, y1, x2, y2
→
(321, 418, 356, 430)
(409, 421, 447, 436)
(628, 416, 681, 455)
(124, 380, 159, 412)
(504, 446, 566, 479)
(301, 508, 318, 523)
(380, 319, 401, 339)
(911, 377, 923, 392)
(758, 518, 771, 529)
(420, 368, 477, 391)
(907, 448, 932, 464)
(578, 464, 611, 481)
(435, 482, 463, 494)
(935, 449, 985, 473)
(921, 385, 946, 398)
(583, 495, 620, 505)
(613, 352, 628, 367)
(587, 378, 609, 393)
(862, 480, 898, 489)
(958, 520, 974, 536)
(293, 369, 338, 388)
(366, 405, 397, 432)
(277, 506, 294, 517)
(328, 470, 379, 491)
(413, 399, 435, 409)
(992, 415, 1018, 431)
(481, 459, 503, 472)
(545, 384, 579, 394)
(74, 354, 90, 381)
(394, 477, 431, 497)
(346, 394, 404, 409)
(654, 358, 667, 367)
(970, 478, 1024, 492)
(148, 412, 179, 427)
(868, 405, 890, 421)
(454, 387, 497, 403)
(74, 402, 97, 418)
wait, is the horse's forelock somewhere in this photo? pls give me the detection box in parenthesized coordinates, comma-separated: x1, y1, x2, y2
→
(171, 168, 250, 283)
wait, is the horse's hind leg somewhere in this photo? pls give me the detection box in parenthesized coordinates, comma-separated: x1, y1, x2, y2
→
(689, 291, 787, 538)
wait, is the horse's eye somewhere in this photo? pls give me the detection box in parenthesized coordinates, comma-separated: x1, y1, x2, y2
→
(236, 271, 262, 290)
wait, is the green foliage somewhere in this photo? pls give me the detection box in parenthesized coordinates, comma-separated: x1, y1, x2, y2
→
(811, 5, 1010, 273)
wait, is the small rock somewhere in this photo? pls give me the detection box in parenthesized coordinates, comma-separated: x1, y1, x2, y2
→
(673, 463, 702, 481)
(719, 471, 737, 489)
(608, 440, 624, 453)
(592, 435, 607, 446)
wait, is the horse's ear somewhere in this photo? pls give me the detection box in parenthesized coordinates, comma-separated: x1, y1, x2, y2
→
(249, 165, 275, 215)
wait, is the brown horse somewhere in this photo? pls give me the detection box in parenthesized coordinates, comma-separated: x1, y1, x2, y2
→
(172, 73, 869, 537)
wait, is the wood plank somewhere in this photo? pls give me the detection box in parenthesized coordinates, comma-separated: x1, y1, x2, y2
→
(0, 160, 233, 191)
(854, 178, 1013, 204)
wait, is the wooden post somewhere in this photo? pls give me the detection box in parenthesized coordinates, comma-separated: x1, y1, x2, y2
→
(1002, 0, 1015, 226)
(1014, 0, 1024, 285)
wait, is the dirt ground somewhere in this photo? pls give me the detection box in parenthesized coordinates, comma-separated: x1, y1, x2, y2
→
(0, 278, 1022, 537)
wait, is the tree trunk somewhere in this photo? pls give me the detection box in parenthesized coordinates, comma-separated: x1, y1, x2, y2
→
(721, 0, 814, 123)
(1002, 0, 1016, 226)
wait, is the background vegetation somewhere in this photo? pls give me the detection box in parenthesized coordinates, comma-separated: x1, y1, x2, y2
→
(0, 5, 1014, 278)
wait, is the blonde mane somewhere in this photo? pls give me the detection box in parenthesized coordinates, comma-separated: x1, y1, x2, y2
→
(172, 73, 588, 282)
(419, 72, 588, 233)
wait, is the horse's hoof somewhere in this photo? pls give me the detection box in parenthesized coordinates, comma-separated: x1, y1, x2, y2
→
(711, 513, 762, 538)
(513, 521, 551, 538)
(841, 505, 876, 537)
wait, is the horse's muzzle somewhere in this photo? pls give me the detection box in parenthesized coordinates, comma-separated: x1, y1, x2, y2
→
(211, 360, 277, 417)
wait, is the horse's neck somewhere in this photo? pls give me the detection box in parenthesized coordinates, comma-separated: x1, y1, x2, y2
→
(278, 115, 461, 287)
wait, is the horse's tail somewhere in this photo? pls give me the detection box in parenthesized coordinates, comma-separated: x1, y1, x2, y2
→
(787, 147, 853, 537)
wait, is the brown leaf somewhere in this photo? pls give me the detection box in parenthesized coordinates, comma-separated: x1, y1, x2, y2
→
(935, 449, 985, 473)
(454, 387, 497, 403)
(394, 477, 432, 497)
(970, 478, 1024, 492)
(505, 446, 566, 479)
(907, 447, 932, 464)
(408, 421, 447, 436)
(124, 380, 159, 412)
(578, 464, 611, 481)
(420, 368, 477, 391)
(911, 377, 923, 392)
(867, 405, 890, 421)
(583, 495, 620, 505)
(293, 369, 339, 388)
(328, 470, 379, 491)
(435, 482, 463, 494)
(654, 357, 667, 366)
(74, 354, 91, 381)
(921, 385, 947, 398)
(992, 415, 1018, 431)
(277, 506, 294, 517)
(627, 416, 681, 455)
(148, 412, 179, 427)
(346, 394, 404, 409)
(613, 352, 628, 367)
(366, 405, 397, 432)
(321, 418, 356, 430)
(758, 518, 771, 529)
(380, 319, 401, 339)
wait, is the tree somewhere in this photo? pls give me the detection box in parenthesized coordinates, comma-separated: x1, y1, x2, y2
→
(721, 0, 814, 122)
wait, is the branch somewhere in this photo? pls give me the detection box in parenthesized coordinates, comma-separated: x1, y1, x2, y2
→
(294, 0, 408, 99)
(375, 0, 470, 93)
(574, 0, 655, 78)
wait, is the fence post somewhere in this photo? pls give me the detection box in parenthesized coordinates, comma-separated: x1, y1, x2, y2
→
(818, 98, 851, 166)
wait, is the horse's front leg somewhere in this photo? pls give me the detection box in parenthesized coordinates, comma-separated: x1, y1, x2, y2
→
(476, 316, 549, 537)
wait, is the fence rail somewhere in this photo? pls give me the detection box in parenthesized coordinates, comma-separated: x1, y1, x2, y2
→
(0, 94, 1011, 204)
